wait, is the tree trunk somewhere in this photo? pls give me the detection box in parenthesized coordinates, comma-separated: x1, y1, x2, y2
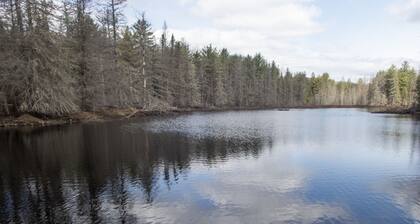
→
(142, 47, 147, 107)
(15, 0, 24, 33)
(111, 0, 118, 64)
(9, 0, 15, 32)
(0, 93, 9, 115)
(25, 0, 33, 31)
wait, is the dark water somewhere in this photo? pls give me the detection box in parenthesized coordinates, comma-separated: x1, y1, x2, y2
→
(1, 109, 420, 224)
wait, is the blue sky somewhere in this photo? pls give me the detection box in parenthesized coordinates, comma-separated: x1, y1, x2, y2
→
(124, 0, 420, 80)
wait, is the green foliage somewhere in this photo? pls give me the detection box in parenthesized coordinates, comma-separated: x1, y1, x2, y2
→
(417, 76, 420, 108)
(385, 65, 401, 105)
(369, 62, 418, 108)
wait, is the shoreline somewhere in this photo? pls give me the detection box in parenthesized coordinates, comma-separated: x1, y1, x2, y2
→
(367, 106, 419, 115)
(0, 105, 417, 128)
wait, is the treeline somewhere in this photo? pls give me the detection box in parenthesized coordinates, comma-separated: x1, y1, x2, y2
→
(368, 62, 420, 108)
(0, 0, 382, 116)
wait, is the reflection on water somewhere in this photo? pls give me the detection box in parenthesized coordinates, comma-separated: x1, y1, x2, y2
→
(0, 109, 420, 223)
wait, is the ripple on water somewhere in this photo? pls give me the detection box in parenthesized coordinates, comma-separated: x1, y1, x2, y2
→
(1, 109, 420, 223)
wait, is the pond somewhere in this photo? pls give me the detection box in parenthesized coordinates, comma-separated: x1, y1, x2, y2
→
(1, 109, 420, 223)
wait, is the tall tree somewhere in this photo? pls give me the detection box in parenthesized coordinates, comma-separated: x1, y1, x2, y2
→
(104, 0, 126, 63)
(0, 1, 376, 116)
(69, 0, 114, 110)
(417, 75, 420, 108)
(385, 65, 401, 106)
(397, 61, 417, 106)
(132, 13, 154, 108)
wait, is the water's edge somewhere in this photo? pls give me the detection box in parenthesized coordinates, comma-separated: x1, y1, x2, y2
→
(1, 105, 402, 129)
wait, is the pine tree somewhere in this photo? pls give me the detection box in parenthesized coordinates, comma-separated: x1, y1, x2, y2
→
(416, 75, 420, 109)
(109, 0, 126, 57)
(215, 49, 228, 107)
(70, 0, 101, 110)
(385, 65, 401, 106)
(0, 0, 376, 116)
(187, 61, 201, 107)
(284, 69, 293, 106)
(368, 71, 387, 106)
(9, 0, 79, 115)
(399, 62, 410, 105)
(132, 13, 154, 108)
(117, 27, 138, 104)
(201, 45, 219, 106)
(0, 1, 13, 114)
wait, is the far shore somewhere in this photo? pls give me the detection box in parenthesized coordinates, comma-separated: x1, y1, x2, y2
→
(0, 106, 418, 128)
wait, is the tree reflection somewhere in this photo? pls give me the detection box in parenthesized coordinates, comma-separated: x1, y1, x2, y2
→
(0, 121, 268, 223)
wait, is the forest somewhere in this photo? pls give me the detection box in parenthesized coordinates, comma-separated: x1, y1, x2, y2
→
(368, 62, 420, 108)
(0, 0, 419, 116)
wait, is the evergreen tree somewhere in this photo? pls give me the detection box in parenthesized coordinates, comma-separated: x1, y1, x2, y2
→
(67, 0, 110, 110)
(417, 75, 420, 108)
(215, 49, 228, 107)
(0, 1, 377, 116)
(117, 26, 138, 104)
(132, 13, 154, 107)
(201, 45, 219, 106)
(398, 61, 416, 106)
(385, 65, 401, 106)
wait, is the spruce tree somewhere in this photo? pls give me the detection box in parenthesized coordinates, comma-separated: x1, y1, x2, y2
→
(132, 13, 154, 108)
(417, 75, 420, 109)
(385, 65, 401, 106)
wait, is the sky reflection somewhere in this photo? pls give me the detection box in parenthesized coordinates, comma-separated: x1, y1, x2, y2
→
(0, 109, 420, 223)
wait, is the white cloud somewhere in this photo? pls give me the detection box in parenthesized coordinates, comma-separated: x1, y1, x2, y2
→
(375, 177, 420, 222)
(167, 0, 408, 80)
(190, 0, 322, 37)
(161, 0, 326, 74)
(140, 0, 420, 79)
(388, 0, 420, 22)
(127, 154, 354, 224)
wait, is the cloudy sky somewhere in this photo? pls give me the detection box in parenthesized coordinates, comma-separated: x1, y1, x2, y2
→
(124, 0, 420, 80)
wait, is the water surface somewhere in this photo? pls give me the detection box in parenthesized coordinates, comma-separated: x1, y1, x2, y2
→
(1, 109, 420, 223)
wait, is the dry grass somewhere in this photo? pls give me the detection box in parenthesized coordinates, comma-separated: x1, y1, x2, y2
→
(69, 112, 103, 122)
(97, 107, 139, 118)
(16, 114, 46, 125)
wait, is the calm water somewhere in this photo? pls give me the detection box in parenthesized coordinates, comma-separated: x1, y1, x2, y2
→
(1, 109, 420, 224)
